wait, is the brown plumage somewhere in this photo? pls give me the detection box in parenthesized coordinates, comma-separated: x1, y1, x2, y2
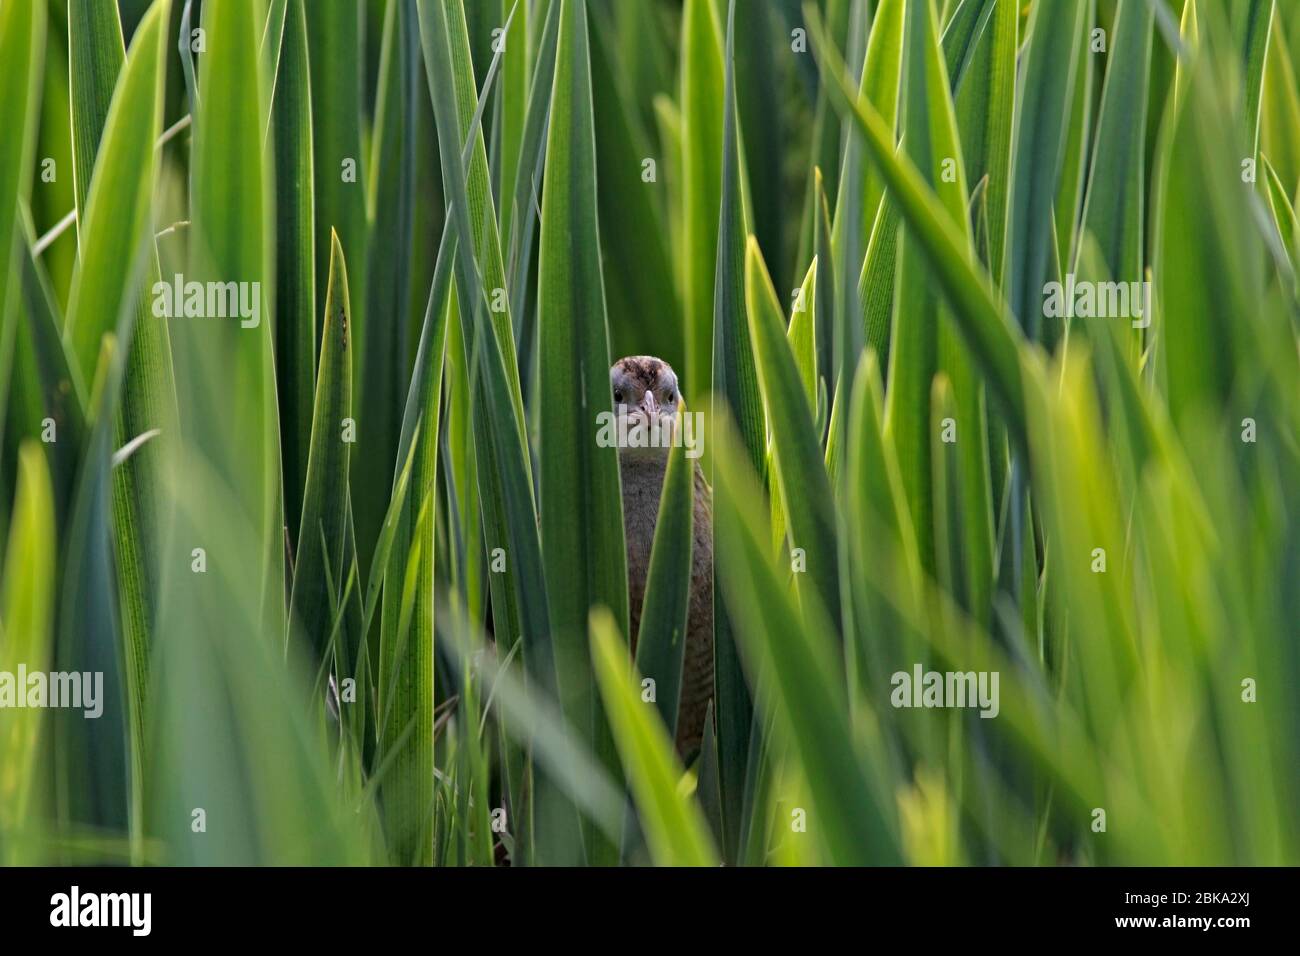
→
(610, 356, 713, 758)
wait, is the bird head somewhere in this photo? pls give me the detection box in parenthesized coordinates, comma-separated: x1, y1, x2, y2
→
(610, 355, 682, 459)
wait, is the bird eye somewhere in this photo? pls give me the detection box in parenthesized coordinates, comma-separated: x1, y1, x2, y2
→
(665, 390, 675, 402)
(613, 388, 624, 404)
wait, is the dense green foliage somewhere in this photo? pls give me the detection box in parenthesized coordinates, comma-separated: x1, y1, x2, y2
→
(0, 0, 1296, 866)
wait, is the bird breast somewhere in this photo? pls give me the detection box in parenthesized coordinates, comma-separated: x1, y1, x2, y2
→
(619, 450, 714, 758)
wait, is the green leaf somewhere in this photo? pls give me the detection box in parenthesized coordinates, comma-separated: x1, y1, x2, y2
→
(1152, 29, 1266, 427)
(1173, 0, 1199, 115)
(589, 10, 683, 368)
(930, 375, 964, 618)
(710, 0, 763, 865)
(63, 1, 167, 394)
(630, 433, 693, 742)
(840, 0, 905, 252)
(420, 0, 572, 864)
(496, 0, 529, 249)
(1051, 1, 1094, 289)
(807, 4, 1028, 454)
(178, 0, 200, 113)
(152, 456, 371, 864)
(953, 0, 1016, 289)
(504, 0, 560, 304)
(940, 0, 997, 87)
(63, 0, 174, 861)
(537, 0, 628, 865)
(1261, 16, 1300, 191)
(813, 166, 837, 395)
(0, 0, 47, 445)
(744, 238, 839, 624)
(830, 0, 903, 386)
(16, 212, 84, 529)
(376, 217, 454, 866)
(680, 0, 724, 398)
(75, 7, 180, 780)
(589, 610, 719, 867)
(712, 415, 900, 866)
(182, 0, 285, 670)
(444, 615, 625, 856)
(304, 0, 367, 357)
(1079, 0, 1154, 285)
(856, 0, 999, 370)
(787, 258, 818, 410)
(57, 335, 132, 842)
(67, 0, 124, 223)
(289, 232, 353, 664)
(886, 0, 979, 578)
(0, 442, 56, 862)
(842, 350, 921, 704)
(419, 0, 537, 693)
(270, 0, 316, 546)
(355, 0, 419, 569)
(1231, 0, 1274, 154)
(1263, 155, 1300, 278)
(1001, 0, 1087, 339)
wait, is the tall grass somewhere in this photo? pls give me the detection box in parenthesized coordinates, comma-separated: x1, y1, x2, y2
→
(0, 0, 1296, 867)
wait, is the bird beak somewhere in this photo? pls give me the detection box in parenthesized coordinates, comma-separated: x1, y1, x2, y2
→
(640, 392, 659, 419)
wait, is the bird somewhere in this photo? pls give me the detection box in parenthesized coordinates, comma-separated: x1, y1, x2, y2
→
(609, 355, 713, 758)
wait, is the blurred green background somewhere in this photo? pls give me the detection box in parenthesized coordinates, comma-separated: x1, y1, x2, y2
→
(0, 0, 1296, 866)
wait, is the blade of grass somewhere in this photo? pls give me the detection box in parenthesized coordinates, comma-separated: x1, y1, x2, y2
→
(744, 238, 840, 623)
(1263, 155, 1300, 279)
(830, 0, 904, 386)
(0, 442, 56, 864)
(420, 0, 575, 864)
(953, 0, 1016, 289)
(304, 0, 367, 358)
(56, 335, 132, 847)
(1077, 0, 1153, 287)
(67, 0, 125, 224)
(1232, 0, 1274, 154)
(1261, 16, 1300, 191)
(183, 0, 284, 647)
(270, 0, 316, 546)
(375, 213, 455, 868)
(289, 233, 353, 666)
(590, 610, 718, 867)
(0, 0, 46, 455)
(712, 413, 900, 865)
(1002, 0, 1088, 340)
(807, 2, 1028, 462)
(680, 0, 724, 400)
(588, 13, 683, 367)
(886, 0, 981, 580)
(15, 210, 84, 529)
(419, 0, 537, 701)
(1050, 0, 1094, 295)
(355, 0, 419, 569)
(62, 0, 173, 862)
(537, 0, 629, 865)
(710, 0, 765, 864)
(813, 167, 836, 398)
(1152, 26, 1267, 428)
(496, 0, 529, 248)
(441, 612, 624, 856)
(629, 429, 693, 742)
